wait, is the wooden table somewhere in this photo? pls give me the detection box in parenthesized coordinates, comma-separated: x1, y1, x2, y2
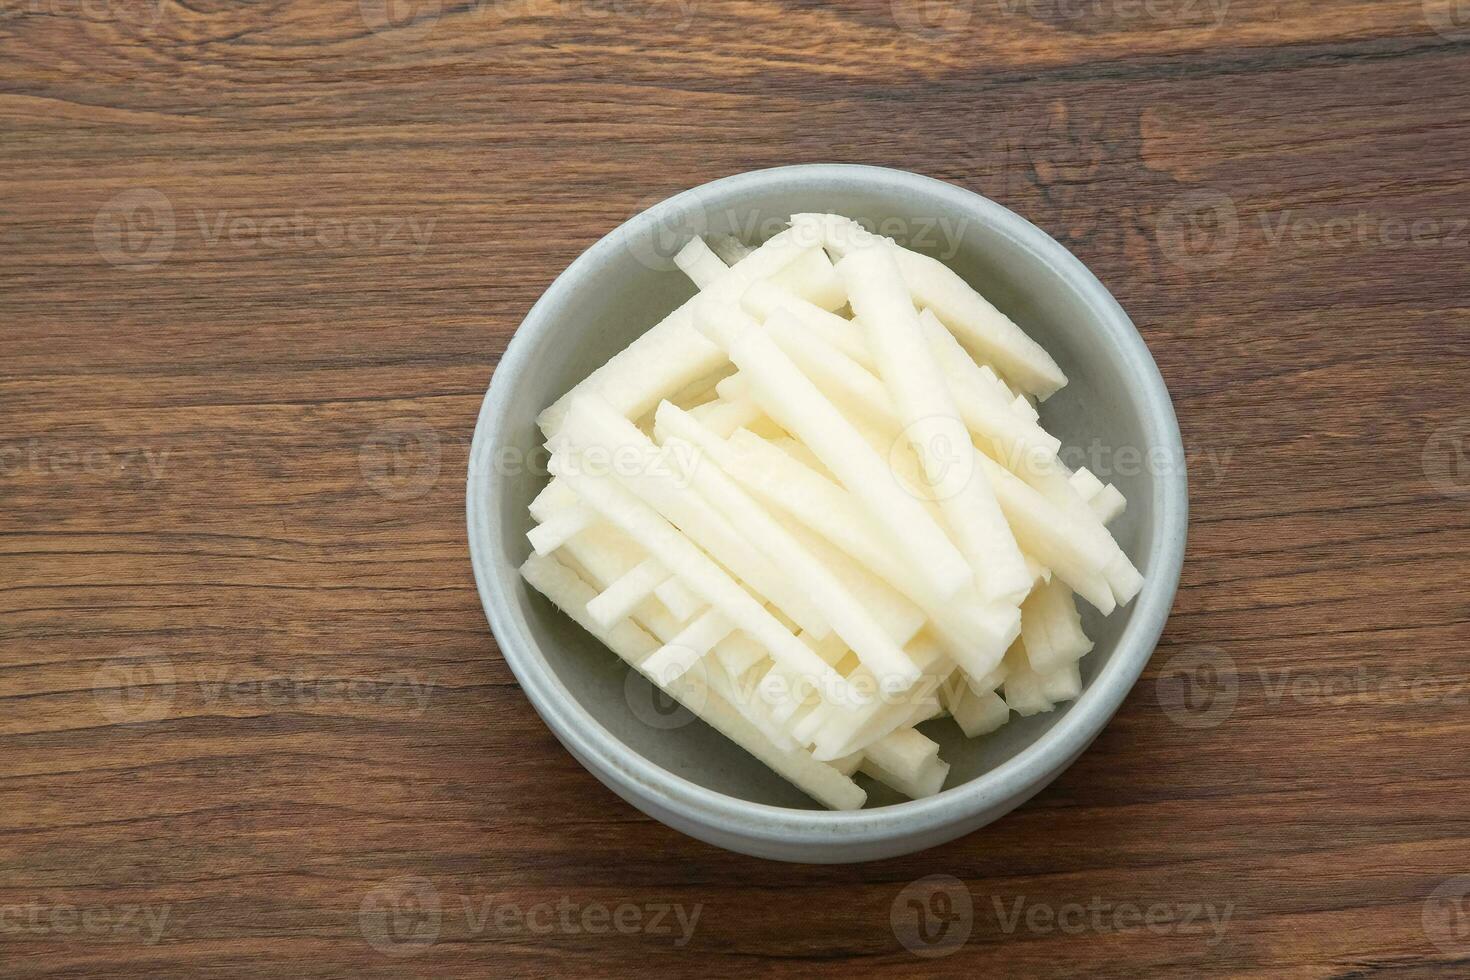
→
(4, 1, 1469, 976)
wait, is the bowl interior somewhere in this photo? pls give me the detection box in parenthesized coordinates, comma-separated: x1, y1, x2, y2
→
(480, 168, 1164, 811)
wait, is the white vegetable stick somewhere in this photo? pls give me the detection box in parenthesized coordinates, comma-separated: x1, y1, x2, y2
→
(860, 750, 949, 799)
(741, 280, 876, 369)
(1001, 640, 1082, 716)
(705, 312, 973, 603)
(519, 552, 863, 809)
(654, 407, 922, 687)
(687, 396, 763, 437)
(943, 676, 1011, 737)
(559, 394, 830, 637)
(916, 309, 1062, 462)
(973, 452, 1116, 614)
(538, 227, 812, 438)
(839, 246, 1031, 604)
(1011, 392, 1040, 422)
(747, 313, 1099, 611)
(643, 608, 735, 682)
(652, 578, 702, 621)
(1105, 552, 1145, 605)
(664, 365, 734, 412)
(791, 213, 1067, 397)
(713, 371, 749, 402)
(1090, 484, 1127, 525)
(550, 506, 703, 620)
(778, 516, 925, 649)
(760, 315, 896, 430)
(1068, 466, 1107, 503)
(586, 557, 670, 629)
(1040, 662, 1083, 703)
(529, 477, 579, 523)
(548, 451, 857, 706)
(810, 645, 952, 759)
(673, 236, 728, 289)
(1001, 649, 1055, 716)
(713, 634, 768, 679)
(969, 661, 1009, 695)
(705, 234, 752, 266)
(723, 428, 907, 584)
(1037, 577, 1093, 664)
(1020, 589, 1055, 674)
(861, 727, 949, 799)
(572, 550, 796, 751)
(526, 503, 596, 556)
(864, 725, 939, 776)
(768, 245, 846, 312)
(558, 521, 644, 584)
(817, 683, 942, 762)
(830, 752, 863, 778)
(769, 436, 828, 478)
(721, 428, 1019, 680)
(1026, 554, 1051, 585)
(758, 307, 1060, 497)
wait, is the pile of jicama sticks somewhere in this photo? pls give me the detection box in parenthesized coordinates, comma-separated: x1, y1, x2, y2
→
(520, 212, 1140, 810)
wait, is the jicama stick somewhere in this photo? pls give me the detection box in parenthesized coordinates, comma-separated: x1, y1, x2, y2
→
(520, 551, 864, 809)
(569, 544, 798, 746)
(1069, 466, 1132, 528)
(861, 728, 949, 798)
(559, 394, 830, 637)
(1001, 640, 1083, 716)
(673, 237, 728, 289)
(719, 427, 1019, 680)
(943, 675, 1011, 737)
(705, 233, 752, 266)
(532, 477, 704, 621)
(687, 396, 764, 437)
(915, 309, 1062, 463)
(791, 213, 1067, 397)
(768, 245, 846, 312)
(838, 245, 1031, 604)
(526, 503, 596, 556)
(741, 280, 876, 369)
(643, 608, 735, 683)
(586, 557, 670, 629)
(538, 227, 812, 438)
(702, 308, 974, 603)
(654, 407, 922, 687)
(548, 451, 858, 707)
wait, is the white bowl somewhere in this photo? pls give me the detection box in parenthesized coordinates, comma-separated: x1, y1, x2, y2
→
(467, 164, 1188, 863)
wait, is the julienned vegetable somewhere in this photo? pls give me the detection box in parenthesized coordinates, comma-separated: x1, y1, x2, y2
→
(518, 213, 1141, 810)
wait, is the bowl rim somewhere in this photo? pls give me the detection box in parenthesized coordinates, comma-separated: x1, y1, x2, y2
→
(467, 163, 1187, 849)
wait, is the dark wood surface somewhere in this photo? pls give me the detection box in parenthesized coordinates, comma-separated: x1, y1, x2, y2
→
(3, 1, 1469, 976)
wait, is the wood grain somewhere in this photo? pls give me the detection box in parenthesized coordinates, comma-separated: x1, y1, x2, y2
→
(2, 0, 1468, 975)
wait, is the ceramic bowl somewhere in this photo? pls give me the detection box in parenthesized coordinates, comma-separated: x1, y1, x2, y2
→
(466, 164, 1187, 863)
